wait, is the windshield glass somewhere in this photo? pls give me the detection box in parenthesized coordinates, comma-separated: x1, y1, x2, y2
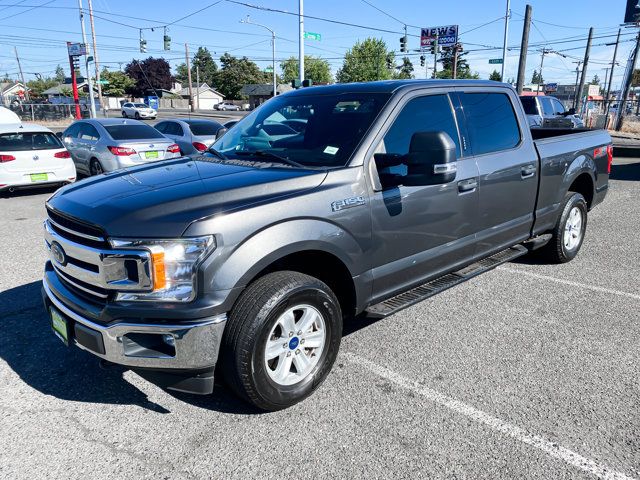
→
(105, 124, 165, 140)
(519, 97, 538, 115)
(0, 132, 63, 151)
(134, 103, 148, 108)
(211, 92, 391, 168)
(186, 121, 221, 136)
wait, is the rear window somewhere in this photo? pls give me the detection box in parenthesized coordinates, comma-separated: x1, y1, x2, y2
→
(0, 132, 63, 151)
(185, 121, 221, 136)
(519, 97, 539, 115)
(104, 124, 165, 140)
(134, 103, 147, 108)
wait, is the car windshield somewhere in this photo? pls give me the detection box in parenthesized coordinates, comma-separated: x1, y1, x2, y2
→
(134, 103, 148, 108)
(0, 132, 63, 151)
(519, 97, 538, 115)
(186, 121, 221, 136)
(211, 92, 391, 168)
(105, 124, 165, 140)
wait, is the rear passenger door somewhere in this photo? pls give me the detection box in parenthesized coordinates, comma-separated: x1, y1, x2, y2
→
(456, 88, 538, 256)
(74, 123, 100, 173)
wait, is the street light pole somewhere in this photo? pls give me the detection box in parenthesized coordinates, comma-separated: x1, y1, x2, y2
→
(241, 16, 276, 98)
(299, 0, 304, 82)
(501, 0, 511, 81)
(78, 0, 96, 119)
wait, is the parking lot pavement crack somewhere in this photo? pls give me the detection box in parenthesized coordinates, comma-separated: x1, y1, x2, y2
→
(343, 352, 638, 480)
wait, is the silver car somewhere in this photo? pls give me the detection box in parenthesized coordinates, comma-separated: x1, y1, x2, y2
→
(154, 118, 223, 155)
(61, 118, 181, 176)
(215, 102, 240, 111)
(121, 102, 157, 120)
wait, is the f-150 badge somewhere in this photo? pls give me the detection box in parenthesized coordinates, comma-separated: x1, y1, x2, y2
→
(331, 196, 366, 212)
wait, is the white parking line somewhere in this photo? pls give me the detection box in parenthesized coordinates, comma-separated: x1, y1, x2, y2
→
(497, 266, 640, 301)
(345, 353, 636, 480)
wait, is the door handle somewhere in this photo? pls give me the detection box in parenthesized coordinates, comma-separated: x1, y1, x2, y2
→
(458, 178, 478, 193)
(521, 164, 536, 178)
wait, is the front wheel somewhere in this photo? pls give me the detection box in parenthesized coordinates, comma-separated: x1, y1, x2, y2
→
(540, 192, 588, 263)
(121, 111, 127, 118)
(221, 271, 342, 411)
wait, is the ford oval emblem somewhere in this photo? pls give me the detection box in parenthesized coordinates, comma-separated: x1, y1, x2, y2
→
(149, 144, 154, 148)
(50, 241, 67, 266)
(33, 154, 39, 160)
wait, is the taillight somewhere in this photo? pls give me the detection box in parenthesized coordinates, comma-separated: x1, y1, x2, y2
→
(167, 144, 181, 154)
(192, 142, 207, 152)
(108, 146, 136, 156)
(54, 151, 71, 158)
(0, 154, 16, 163)
(606, 144, 613, 174)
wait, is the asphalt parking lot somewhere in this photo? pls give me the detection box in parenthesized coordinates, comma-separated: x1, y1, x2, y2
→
(0, 159, 638, 480)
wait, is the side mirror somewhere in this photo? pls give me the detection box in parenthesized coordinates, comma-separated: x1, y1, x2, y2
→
(56, 131, 63, 139)
(215, 127, 228, 140)
(567, 108, 576, 115)
(403, 131, 457, 186)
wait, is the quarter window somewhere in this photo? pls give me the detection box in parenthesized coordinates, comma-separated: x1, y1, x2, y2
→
(460, 92, 521, 155)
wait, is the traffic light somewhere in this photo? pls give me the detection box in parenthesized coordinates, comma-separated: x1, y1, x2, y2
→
(399, 36, 407, 53)
(163, 34, 171, 51)
(140, 39, 147, 53)
(386, 56, 394, 70)
(429, 40, 438, 55)
(420, 55, 425, 67)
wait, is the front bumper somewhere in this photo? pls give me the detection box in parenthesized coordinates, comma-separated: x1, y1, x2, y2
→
(42, 274, 227, 372)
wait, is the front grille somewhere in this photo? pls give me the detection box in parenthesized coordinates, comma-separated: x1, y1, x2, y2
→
(46, 206, 108, 249)
(55, 266, 112, 303)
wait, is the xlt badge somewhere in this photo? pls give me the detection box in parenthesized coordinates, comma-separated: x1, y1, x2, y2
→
(331, 196, 365, 212)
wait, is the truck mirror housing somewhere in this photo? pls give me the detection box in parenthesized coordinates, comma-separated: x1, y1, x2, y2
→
(403, 131, 457, 186)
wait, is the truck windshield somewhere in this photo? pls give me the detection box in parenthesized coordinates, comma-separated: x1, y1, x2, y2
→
(211, 92, 391, 168)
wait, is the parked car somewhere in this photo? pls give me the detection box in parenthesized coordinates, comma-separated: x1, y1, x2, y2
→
(42, 80, 611, 411)
(519, 95, 584, 128)
(121, 102, 157, 120)
(0, 121, 76, 193)
(241, 103, 251, 111)
(222, 119, 239, 130)
(61, 118, 181, 176)
(215, 101, 240, 111)
(154, 118, 223, 154)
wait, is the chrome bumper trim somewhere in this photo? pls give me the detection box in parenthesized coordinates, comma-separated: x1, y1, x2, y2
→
(43, 277, 227, 370)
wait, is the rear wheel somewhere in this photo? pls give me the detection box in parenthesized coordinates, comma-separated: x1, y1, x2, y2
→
(90, 158, 104, 176)
(121, 111, 127, 118)
(539, 192, 588, 263)
(221, 271, 342, 411)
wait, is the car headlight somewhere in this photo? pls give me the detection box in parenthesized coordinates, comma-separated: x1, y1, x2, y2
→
(109, 236, 215, 302)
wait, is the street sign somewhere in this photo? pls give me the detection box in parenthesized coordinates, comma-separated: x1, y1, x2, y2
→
(304, 31, 321, 41)
(264, 66, 273, 73)
(420, 25, 458, 48)
(97, 80, 109, 85)
(67, 43, 86, 57)
(488, 58, 503, 64)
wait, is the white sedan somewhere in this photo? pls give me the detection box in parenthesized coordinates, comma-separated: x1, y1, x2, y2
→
(215, 102, 240, 111)
(121, 102, 157, 120)
(0, 122, 76, 193)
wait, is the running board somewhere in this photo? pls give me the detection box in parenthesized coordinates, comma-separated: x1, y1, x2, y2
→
(365, 245, 528, 318)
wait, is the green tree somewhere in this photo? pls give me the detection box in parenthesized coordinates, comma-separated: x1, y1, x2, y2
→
(124, 57, 173, 96)
(394, 57, 414, 79)
(435, 46, 479, 79)
(590, 74, 600, 85)
(336, 38, 394, 83)
(531, 69, 543, 84)
(100, 69, 135, 96)
(215, 53, 269, 99)
(489, 69, 502, 81)
(54, 65, 65, 83)
(175, 63, 189, 84)
(26, 77, 59, 97)
(280, 55, 332, 84)
(192, 47, 218, 86)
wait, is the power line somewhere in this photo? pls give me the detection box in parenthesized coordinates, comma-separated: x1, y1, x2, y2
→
(165, 1, 223, 27)
(0, 0, 54, 21)
(358, 0, 412, 28)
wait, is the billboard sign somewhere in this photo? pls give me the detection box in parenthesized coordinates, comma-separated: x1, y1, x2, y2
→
(545, 82, 558, 92)
(67, 43, 86, 57)
(624, 0, 640, 23)
(421, 25, 458, 48)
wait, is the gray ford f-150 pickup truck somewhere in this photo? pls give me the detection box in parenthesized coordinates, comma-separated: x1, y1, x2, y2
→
(42, 80, 611, 410)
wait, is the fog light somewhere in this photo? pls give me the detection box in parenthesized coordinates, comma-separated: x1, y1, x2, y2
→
(163, 334, 175, 347)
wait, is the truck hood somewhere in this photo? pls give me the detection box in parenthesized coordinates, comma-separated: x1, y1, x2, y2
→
(47, 156, 327, 237)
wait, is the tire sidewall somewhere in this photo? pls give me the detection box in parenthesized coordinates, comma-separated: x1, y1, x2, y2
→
(249, 284, 341, 408)
(558, 193, 587, 261)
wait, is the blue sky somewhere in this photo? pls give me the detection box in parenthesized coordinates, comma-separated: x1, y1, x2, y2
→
(0, 0, 636, 90)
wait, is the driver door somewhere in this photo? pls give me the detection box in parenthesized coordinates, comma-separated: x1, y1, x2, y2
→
(368, 91, 480, 301)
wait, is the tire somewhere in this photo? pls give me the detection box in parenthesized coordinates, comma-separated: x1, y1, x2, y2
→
(539, 192, 588, 263)
(221, 271, 342, 411)
(121, 111, 127, 118)
(134, 112, 141, 120)
(90, 158, 104, 176)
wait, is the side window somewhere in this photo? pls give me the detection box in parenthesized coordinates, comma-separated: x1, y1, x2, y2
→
(154, 122, 167, 133)
(63, 123, 81, 138)
(79, 124, 100, 141)
(381, 94, 461, 159)
(551, 98, 565, 115)
(540, 97, 555, 116)
(460, 92, 521, 156)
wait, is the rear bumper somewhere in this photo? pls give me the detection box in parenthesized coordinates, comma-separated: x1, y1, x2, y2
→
(42, 273, 227, 373)
(0, 164, 76, 190)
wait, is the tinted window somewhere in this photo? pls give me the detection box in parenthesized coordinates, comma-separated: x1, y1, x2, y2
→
(551, 98, 565, 115)
(460, 93, 521, 155)
(63, 123, 82, 138)
(104, 124, 165, 140)
(166, 122, 184, 136)
(519, 97, 539, 115)
(185, 121, 221, 136)
(78, 123, 100, 141)
(540, 97, 554, 116)
(154, 122, 168, 133)
(382, 94, 461, 158)
(0, 132, 63, 151)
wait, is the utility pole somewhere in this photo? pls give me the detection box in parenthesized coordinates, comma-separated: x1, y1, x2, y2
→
(87, 0, 102, 115)
(615, 30, 640, 131)
(501, 0, 511, 81)
(537, 48, 552, 95)
(78, 0, 96, 118)
(452, 44, 458, 79)
(298, 0, 304, 82)
(185, 43, 194, 112)
(14, 47, 29, 102)
(196, 65, 200, 110)
(516, 4, 532, 94)
(575, 26, 593, 116)
(572, 61, 582, 109)
(433, 35, 439, 78)
(604, 28, 621, 116)
(603, 67, 609, 101)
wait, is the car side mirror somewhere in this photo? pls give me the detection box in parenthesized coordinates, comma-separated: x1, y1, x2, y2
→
(215, 127, 228, 140)
(403, 131, 457, 186)
(56, 131, 63, 139)
(566, 108, 576, 115)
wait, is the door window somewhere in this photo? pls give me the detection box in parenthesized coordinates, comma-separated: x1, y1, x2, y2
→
(154, 122, 168, 133)
(166, 122, 184, 136)
(539, 97, 555, 116)
(78, 123, 100, 141)
(63, 123, 82, 139)
(460, 92, 521, 155)
(550, 98, 566, 115)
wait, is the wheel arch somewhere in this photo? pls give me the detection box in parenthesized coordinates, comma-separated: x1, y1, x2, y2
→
(567, 172, 595, 209)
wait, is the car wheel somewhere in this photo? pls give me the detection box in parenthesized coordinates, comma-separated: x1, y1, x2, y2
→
(134, 112, 140, 120)
(121, 111, 127, 118)
(221, 271, 342, 411)
(540, 192, 588, 263)
(90, 158, 104, 176)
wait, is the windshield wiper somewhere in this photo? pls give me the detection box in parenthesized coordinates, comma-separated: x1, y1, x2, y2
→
(207, 147, 228, 160)
(234, 149, 306, 168)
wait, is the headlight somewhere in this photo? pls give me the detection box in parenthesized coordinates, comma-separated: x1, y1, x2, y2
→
(109, 236, 215, 302)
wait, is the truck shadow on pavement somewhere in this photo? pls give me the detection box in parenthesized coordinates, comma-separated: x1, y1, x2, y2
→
(0, 281, 260, 415)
